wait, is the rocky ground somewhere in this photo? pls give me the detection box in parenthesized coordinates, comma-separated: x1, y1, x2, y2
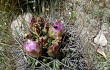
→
(0, 0, 110, 70)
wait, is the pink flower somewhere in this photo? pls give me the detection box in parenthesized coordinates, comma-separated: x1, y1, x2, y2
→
(22, 39, 41, 57)
(48, 20, 63, 39)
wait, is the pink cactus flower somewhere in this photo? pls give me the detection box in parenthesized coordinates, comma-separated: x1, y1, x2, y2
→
(22, 39, 41, 57)
(48, 20, 64, 39)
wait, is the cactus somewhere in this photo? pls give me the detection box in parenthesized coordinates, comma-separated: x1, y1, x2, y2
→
(22, 17, 64, 58)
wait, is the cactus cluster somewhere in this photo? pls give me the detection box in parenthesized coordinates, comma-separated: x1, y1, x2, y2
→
(22, 16, 64, 58)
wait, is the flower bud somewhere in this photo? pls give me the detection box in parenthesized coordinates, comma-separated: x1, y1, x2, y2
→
(47, 43, 59, 57)
(22, 39, 41, 57)
(42, 20, 49, 33)
(36, 36, 47, 44)
(52, 37, 62, 44)
(36, 17, 44, 29)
